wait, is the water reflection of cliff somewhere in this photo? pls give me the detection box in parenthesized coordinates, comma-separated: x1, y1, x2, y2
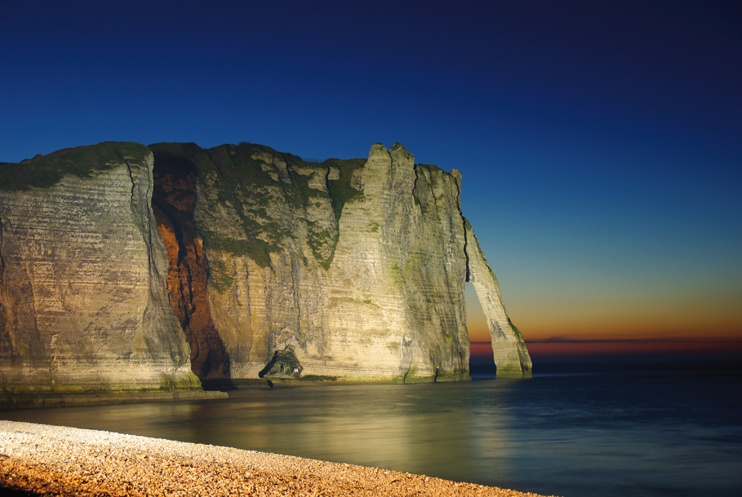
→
(5, 374, 740, 497)
(192, 383, 519, 484)
(3, 382, 519, 486)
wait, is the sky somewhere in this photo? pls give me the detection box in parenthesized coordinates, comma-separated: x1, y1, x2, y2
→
(2, 1, 741, 362)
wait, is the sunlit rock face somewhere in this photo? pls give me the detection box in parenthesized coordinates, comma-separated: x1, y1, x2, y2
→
(149, 141, 531, 382)
(316, 143, 471, 381)
(465, 222, 532, 376)
(0, 140, 531, 398)
(0, 143, 197, 395)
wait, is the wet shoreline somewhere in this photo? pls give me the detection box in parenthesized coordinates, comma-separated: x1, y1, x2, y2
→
(0, 421, 554, 496)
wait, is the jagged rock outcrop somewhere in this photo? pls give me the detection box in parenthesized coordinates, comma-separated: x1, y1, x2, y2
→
(0, 143, 210, 406)
(0, 140, 531, 403)
(149, 141, 531, 382)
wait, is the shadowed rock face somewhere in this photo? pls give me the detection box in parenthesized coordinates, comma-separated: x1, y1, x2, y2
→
(151, 148, 232, 384)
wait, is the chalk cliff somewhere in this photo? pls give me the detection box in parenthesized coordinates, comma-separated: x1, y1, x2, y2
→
(0, 143, 208, 406)
(465, 222, 532, 376)
(0, 140, 531, 402)
(150, 141, 531, 382)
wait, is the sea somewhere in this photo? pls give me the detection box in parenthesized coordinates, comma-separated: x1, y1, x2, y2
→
(3, 357, 741, 497)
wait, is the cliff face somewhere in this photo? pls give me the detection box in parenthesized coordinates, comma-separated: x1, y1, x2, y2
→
(0, 143, 200, 400)
(151, 153, 231, 383)
(149, 142, 531, 382)
(0, 140, 531, 400)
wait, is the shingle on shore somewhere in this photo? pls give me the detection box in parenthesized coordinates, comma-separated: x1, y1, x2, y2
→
(0, 421, 556, 496)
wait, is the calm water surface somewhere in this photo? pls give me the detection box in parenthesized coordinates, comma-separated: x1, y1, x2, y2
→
(3, 370, 741, 497)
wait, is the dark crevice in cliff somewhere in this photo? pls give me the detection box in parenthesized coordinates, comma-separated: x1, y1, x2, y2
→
(150, 150, 233, 389)
(462, 218, 471, 283)
(123, 159, 137, 206)
(412, 164, 419, 197)
(204, 149, 226, 179)
(452, 168, 470, 283)
(124, 158, 159, 280)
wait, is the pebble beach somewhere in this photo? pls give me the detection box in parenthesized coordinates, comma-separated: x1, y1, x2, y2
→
(0, 420, 555, 497)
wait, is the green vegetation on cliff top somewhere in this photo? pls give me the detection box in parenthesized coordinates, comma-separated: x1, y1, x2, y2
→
(198, 143, 292, 269)
(151, 142, 365, 273)
(0, 142, 149, 191)
(1, 140, 366, 271)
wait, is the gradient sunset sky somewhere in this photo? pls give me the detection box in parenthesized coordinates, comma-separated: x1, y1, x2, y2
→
(2, 1, 740, 361)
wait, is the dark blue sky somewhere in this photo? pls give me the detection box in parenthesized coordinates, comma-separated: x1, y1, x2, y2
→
(2, 1, 741, 350)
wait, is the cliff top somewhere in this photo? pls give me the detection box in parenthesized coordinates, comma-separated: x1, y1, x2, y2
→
(0, 141, 463, 193)
(0, 141, 149, 191)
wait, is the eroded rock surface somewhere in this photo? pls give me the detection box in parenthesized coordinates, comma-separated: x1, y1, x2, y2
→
(149, 141, 530, 382)
(465, 222, 532, 376)
(0, 140, 532, 401)
(0, 143, 201, 403)
(151, 148, 231, 384)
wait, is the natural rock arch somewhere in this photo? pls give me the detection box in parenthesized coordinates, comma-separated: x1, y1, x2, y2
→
(464, 221, 532, 377)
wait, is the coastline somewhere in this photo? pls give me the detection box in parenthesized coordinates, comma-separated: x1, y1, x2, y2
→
(0, 421, 555, 497)
(0, 388, 227, 410)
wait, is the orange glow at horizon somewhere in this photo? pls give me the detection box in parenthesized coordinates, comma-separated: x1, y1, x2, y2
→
(465, 283, 742, 358)
(469, 337, 742, 358)
(522, 338, 742, 357)
(503, 292, 742, 341)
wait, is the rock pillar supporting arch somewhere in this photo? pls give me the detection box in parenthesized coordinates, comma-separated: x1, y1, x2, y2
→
(464, 220, 532, 377)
